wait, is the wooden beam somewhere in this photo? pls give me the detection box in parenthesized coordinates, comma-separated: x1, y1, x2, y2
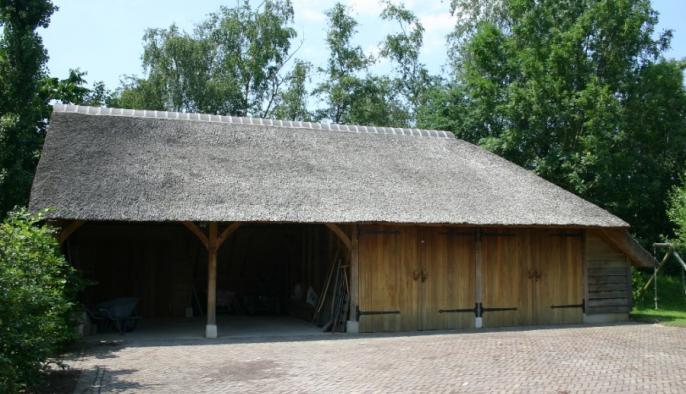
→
(349, 224, 359, 322)
(182, 221, 209, 250)
(206, 222, 218, 338)
(474, 229, 483, 328)
(598, 229, 657, 268)
(59, 220, 85, 245)
(637, 249, 672, 298)
(217, 222, 241, 249)
(325, 223, 352, 250)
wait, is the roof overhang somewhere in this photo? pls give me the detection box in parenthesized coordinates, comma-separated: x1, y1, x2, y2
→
(592, 228, 657, 268)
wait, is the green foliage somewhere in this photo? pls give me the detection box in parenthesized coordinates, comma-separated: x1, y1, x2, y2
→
(314, 2, 369, 124)
(379, 1, 432, 124)
(0, 0, 56, 217)
(313, 2, 408, 127)
(0, 209, 79, 392)
(425, 0, 686, 244)
(632, 270, 686, 326)
(667, 174, 686, 247)
(42, 68, 113, 107)
(273, 60, 312, 121)
(113, 0, 297, 117)
(447, 0, 507, 65)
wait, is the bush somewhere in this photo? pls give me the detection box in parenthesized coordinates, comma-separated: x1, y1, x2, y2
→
(0, 209, 79, 392)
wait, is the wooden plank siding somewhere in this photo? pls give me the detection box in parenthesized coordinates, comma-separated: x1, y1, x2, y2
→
(358, 225, 418, 332)
(481, 229, 533, 327)
(584, 233, 632, 315)
(418, 228, 476, 330)
(358, 225, 586, 332)
(534, 231, 584, 325)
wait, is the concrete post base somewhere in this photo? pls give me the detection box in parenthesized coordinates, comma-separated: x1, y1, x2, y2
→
(346, 320, 360, 334)
(205, 324, 218, 338)
(475, 317, 483, 328)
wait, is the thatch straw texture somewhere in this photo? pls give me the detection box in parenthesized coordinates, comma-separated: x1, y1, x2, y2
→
(29, 104, 628, 227)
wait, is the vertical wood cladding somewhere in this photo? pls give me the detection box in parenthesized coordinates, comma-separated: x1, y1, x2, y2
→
(358, 226, 585, 332)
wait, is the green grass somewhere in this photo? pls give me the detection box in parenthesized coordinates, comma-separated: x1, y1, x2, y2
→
(632, 272, 686, 326)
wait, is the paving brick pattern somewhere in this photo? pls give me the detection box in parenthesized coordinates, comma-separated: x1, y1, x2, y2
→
(65, 323, 686, 393)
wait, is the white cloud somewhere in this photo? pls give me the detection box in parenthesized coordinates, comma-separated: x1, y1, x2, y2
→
(418, 11, 454, 54)
(419, 11, 455, 31)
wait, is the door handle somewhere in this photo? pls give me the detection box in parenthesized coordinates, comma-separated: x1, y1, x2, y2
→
(412, 270, 427, 282)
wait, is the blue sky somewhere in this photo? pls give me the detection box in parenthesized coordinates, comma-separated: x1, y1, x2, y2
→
(41, 0, 685, 90)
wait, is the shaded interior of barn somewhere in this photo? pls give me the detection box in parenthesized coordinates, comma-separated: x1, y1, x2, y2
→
(65, 222, 348, 333)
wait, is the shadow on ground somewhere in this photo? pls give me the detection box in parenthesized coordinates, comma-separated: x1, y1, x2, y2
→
(76, 320, 652, 350)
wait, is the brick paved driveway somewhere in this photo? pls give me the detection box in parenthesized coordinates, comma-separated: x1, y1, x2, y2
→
(66, 323, 686, 393)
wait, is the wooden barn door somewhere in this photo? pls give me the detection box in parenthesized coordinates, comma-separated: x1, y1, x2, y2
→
(418, 228, 476, 330)
(358, 225, 419, 332)
(481, 229, 535, 327)
(532, 231, 584, 324)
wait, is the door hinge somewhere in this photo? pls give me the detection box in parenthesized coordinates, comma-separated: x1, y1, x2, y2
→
(356, 307, 401, 320)
(550, 299, 585, 313)
(478, 302, 517, 317)
(439, 303, 479, 317)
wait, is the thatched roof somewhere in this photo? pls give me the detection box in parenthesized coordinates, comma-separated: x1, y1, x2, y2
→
(30, 104, 628, 228)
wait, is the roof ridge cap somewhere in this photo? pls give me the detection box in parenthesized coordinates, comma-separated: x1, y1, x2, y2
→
(52, 104, 454, 139)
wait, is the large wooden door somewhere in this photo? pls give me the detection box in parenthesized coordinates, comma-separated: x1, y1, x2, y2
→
(359, 225, 476, 332)
(418, 228, 476, 330)
(481, 229, 534, 327)
(481, 229, 584, 328)
(533, 231, 584, 324)
(358, 225, 418, 332)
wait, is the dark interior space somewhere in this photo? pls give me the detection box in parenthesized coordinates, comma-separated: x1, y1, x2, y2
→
(65, 222, 344, 325)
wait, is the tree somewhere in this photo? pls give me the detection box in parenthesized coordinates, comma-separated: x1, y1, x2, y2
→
(668, 174, 686, 247)
(114, 0, 298, 117)
(447, 0, 506, 64)
(273, 60, 312, 121)
(379, 1, 431, 124)
(426, 0, 686, 243)
(42, 68, 114, 107)
(314, 2, 369, 124)
(0, 0, 57, 217)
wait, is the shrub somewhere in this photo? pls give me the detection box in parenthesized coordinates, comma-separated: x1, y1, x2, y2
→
(0, 208, 79, 392)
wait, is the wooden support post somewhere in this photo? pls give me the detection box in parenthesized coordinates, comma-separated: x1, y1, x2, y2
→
(181, 221, 242, 338)
(206, 222, 218, 338)
(349, 224, 359, 326)
(474, 228, 483, 328)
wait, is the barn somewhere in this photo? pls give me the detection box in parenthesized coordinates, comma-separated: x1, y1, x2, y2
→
(30, 104, 655, 337)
